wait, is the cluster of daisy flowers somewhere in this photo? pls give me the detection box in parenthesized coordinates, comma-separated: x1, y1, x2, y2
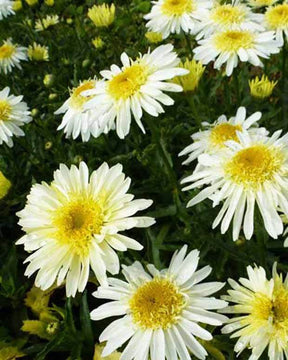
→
(145, 0, 288, 75)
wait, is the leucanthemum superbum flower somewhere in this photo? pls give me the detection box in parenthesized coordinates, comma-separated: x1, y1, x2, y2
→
(17, 162, 155, 297)
(144, 0, 212, 39)
(0, 170, 11, 199)
(172, 58, 205, 92)
(91, 244, 228, 360)
(35, 14, 59, 31)
(0, 87, 31, 147)
(181, 130, 288, 240)
(55, 79, 105, 142)
(193, 29, 281, 76)
(222, 264, 288, 360)
(195, 0, 264, 40)
(27, 42, 49, 62)
(83, 44, 188, 139)
(265, 2, 288, 46)
(0, 0, 14, 20)
(0, 38, 27, 74)
(88, 3, 115, 28)
(249, 74, 277, 99)
(179, 106, 265, 165)
(247, 0, 277, 8)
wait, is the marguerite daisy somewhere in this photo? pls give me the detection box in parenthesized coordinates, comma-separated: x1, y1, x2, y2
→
(0, 87, 32, 147)
(222, 264, 288, 360)
(181, 130, 288, 240)
(265, 2, 288, 46)
(17, 162, 155, 297)
(0, 0, 14, 20)
(179, 106, 266, 165)
(144, 0, 212, 39)
(55, 79, 104, 142)
(195, 0, 264, 40)
(193, 29, 281, 76)
(0, 38, 27, 74)
(91, 245, 228, 360)
(84, 44, 188, 139)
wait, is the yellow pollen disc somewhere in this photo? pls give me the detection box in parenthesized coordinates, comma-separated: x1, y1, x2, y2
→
(0, 44, 15, 60)
(214, 30, 254, 52)
(225, 144, 284, 189)
(210, 123, 242, 148)
(129, 277, 186, 330)
(211, 5, 246, 26)
(266, 4, 288, 30)
(70, 80, 96, 110)
(52, 197, 103, 257)
(107, 64, 148, 101)
(162, 0, 194, 16)
(0, 100, 12, 121)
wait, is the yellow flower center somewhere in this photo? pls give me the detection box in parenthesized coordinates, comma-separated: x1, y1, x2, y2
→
(225, 144, 284, 189)
(107, 64, 148, 101)
(0, 100, 12, 121)
(211, 5, 246, 26)
(210, 123, 242, 148)
(52, 197, 103, 257)
(266, 4, 288, 29)
(129, 277, 186, 330)
(161, 0, 194, 16)
(0, 44, 15, 60)
(214, 30, 254, 52)
(70, 80, 96, 110)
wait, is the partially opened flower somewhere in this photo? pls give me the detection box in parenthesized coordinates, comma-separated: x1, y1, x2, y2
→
(222, 264, 288, 360)
(91, 245, 227, 360)
(144, 0, 212, 39)
(247, 0, 277, 8)
(35, 14, 59, 31)
(27, 43, 49, 61)
(181, 130, 288, 240)
(249, 74, 277, 99)
(88, 3, 115, 28)
(0, 171, 11, 199)
(0, 87, 31, 147)
(0, 0, 14, 20)
(193, 29, 281, 76)
(17, 162, 155, 297)
(265, 2, 288, 46)
(179, 107, 265, 165)
(0, 38, 27, 74)
(195, 1, 264, 40)
(172, 58, 205, 92)
(84, 44, 188, 139)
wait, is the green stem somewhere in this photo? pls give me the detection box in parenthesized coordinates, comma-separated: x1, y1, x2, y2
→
(186, 94, 201, 128)
(184, 32, 193, 57)
(282, 44, 287, 123)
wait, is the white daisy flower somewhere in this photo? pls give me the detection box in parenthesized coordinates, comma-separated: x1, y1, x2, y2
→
(265, 2, 288, 46)
(55, 79, 104, 142)
(193, 29, 281, 76)
(0, 0, 14, 20)
(222, 264, 288, 360)
(144, 0, 212, 39)
(0, 38, 27, 74)
(195, 0, 264, 40)
(17, 162, 155, 297)
(181, 130, 288, 240)
(0, 87, 31, 147)
(83, 44, 188, 139)
(179, 106, 266, 165)
(91, 244, 228, 360)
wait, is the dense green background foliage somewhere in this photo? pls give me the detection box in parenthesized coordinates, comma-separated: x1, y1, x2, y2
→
(1, 0, 288, 358)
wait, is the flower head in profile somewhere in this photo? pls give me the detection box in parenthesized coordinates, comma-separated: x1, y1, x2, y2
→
(265, 2, 288, 46)
(0, 38, 27, 74)
(35, 14, 59, 31)
(222, 264, 288, 360)
(0, 0, 15, 20)
(249, 74, 277, 99)
(179, 107, 265, 165)
(247, 0, 277, 8)
(193, 29, 281, 76)
(17, 162, 155, 297)
(144, 0, 212, 39)
(0, 87, 31, 147)
(88, 3, 115, 27)
(55, 79, 105, 142)
(83, 44, 188, 139)
(28, 42, 49, 61)
(92, 37, 104, 49)
(181, 130, 288, 240)
(91, 245, 227, 360)
(172, 58, 205, 92)
(145, 31, 163, 43)
(0, 171, 11, 199)
(195, 0, 264, 39)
